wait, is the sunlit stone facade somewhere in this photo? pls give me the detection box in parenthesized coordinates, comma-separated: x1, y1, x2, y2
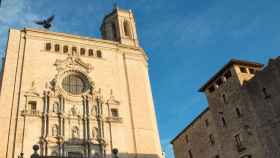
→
(0, 8, 162, 158)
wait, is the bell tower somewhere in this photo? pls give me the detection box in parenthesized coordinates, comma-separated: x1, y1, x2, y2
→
(100, 7, 139, 47)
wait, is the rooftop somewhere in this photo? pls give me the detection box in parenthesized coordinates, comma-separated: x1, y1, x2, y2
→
(199, 59, 264, 92)
(170, 107, 209, 144)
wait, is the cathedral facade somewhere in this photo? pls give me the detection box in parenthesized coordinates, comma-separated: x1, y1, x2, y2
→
(0, 8, 162, 158)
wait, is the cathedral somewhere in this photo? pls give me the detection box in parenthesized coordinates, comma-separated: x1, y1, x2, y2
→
(0, 8, 162, 158)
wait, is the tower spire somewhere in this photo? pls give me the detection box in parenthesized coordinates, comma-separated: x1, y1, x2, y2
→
(112, 0, 118, 10)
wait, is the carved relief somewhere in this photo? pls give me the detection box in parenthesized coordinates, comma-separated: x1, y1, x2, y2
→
(54, 56, 93, 73)
(51, 56, 95, 100)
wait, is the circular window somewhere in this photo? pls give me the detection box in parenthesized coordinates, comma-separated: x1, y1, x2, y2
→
(62, 74, 87, 95)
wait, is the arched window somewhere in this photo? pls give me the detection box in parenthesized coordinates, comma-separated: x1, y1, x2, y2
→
(54, 44, 60, 52)
(63, 45, 68, 53)
(96, 50, 102, 58)
(46, 43, 52, 51)
(72, 47, 77, 55)
(72, 126, 79, 138)
(88, 49, 94, 56)
(123, 20, 131, 37)
(80, 48, 86, 56)
(52, 125, 59, 137)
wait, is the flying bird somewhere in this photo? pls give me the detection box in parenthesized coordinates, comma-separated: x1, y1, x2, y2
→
(35, 15, 55, 29)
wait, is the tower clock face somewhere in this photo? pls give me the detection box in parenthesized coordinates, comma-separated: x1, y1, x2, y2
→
(62, 74, 88, 95)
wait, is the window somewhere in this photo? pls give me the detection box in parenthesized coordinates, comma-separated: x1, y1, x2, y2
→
(72, 126, 79, 138)
(88, 49, 94, 56)
(185, 135, 189, 144)
(111, 108, 119, 117)
(235, 134, 243, 149)
(209, 134, 215, 145)
(123, 20, 131, 37)
(188, 150, 193, 158)
(29, 101, 37, 111)
(222, 94, 227, 103)
(216, 78, 223, 86)
(80, 48, 86, 56)
(240, 67, 247, 73)
(224, 70, 232, 79)
(96, 50, 102, 58)
(262, 87, 271, 99)
(52, 125, 59, 136)
(63, 45, 68, 53)
(54, 44, 60, 52)
(46, 43, 51, 51)
(208, 85, 215, 93)
(249, 68, 256, 74)
(222, 117, 227, 127)
(62, 74, 86, 95)
(236, 107, 241, 117)
(205, 119, 209, 127)
(72, 47, 77, 55)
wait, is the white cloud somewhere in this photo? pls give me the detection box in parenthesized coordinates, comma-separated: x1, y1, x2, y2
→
(0, 0, 40, 57)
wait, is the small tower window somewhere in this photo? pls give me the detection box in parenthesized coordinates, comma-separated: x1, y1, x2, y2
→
(205, 119, 209, 127)
(236, 107, 241, 117)
(224, 70, 232, 79)
(111, 108, 119, 117)
(222, 94, 227, 103)
(185, 135, 189, 144)
(216, 78, 223, 86)
(80, 48, 86, 56)
(221, 117, 227, 127)
(123, 20, 131, 37)
(96, 50, 102, 58)
(46, 43, 51, 51)
(234, 134, 243, 148)
(188, 150, 193, 158)
(63, 45, 68, 53)
(88, 49, 94, 56)
(54, 44, 60, 52)
(209, 134, 215, 145)
(72, 47, 77, 55)
(208, 85, 215, 93)
(249, 68, 256, 74)
(240, 67, 247, 73)
(262, 87, 271, 99)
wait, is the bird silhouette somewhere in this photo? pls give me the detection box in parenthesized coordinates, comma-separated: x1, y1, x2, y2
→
(35, 15, 55, 29)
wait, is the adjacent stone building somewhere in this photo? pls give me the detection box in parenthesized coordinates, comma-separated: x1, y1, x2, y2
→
(0, 8, 163, 158)
(171, 58, 280, 158)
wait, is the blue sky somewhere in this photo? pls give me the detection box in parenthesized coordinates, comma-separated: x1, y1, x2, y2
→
(1, 0, 280, 158)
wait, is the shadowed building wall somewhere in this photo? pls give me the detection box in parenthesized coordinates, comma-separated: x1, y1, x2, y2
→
(172, 58, 280, 158)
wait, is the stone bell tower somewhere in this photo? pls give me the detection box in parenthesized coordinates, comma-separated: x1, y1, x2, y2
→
(100, 7, 139, 47)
